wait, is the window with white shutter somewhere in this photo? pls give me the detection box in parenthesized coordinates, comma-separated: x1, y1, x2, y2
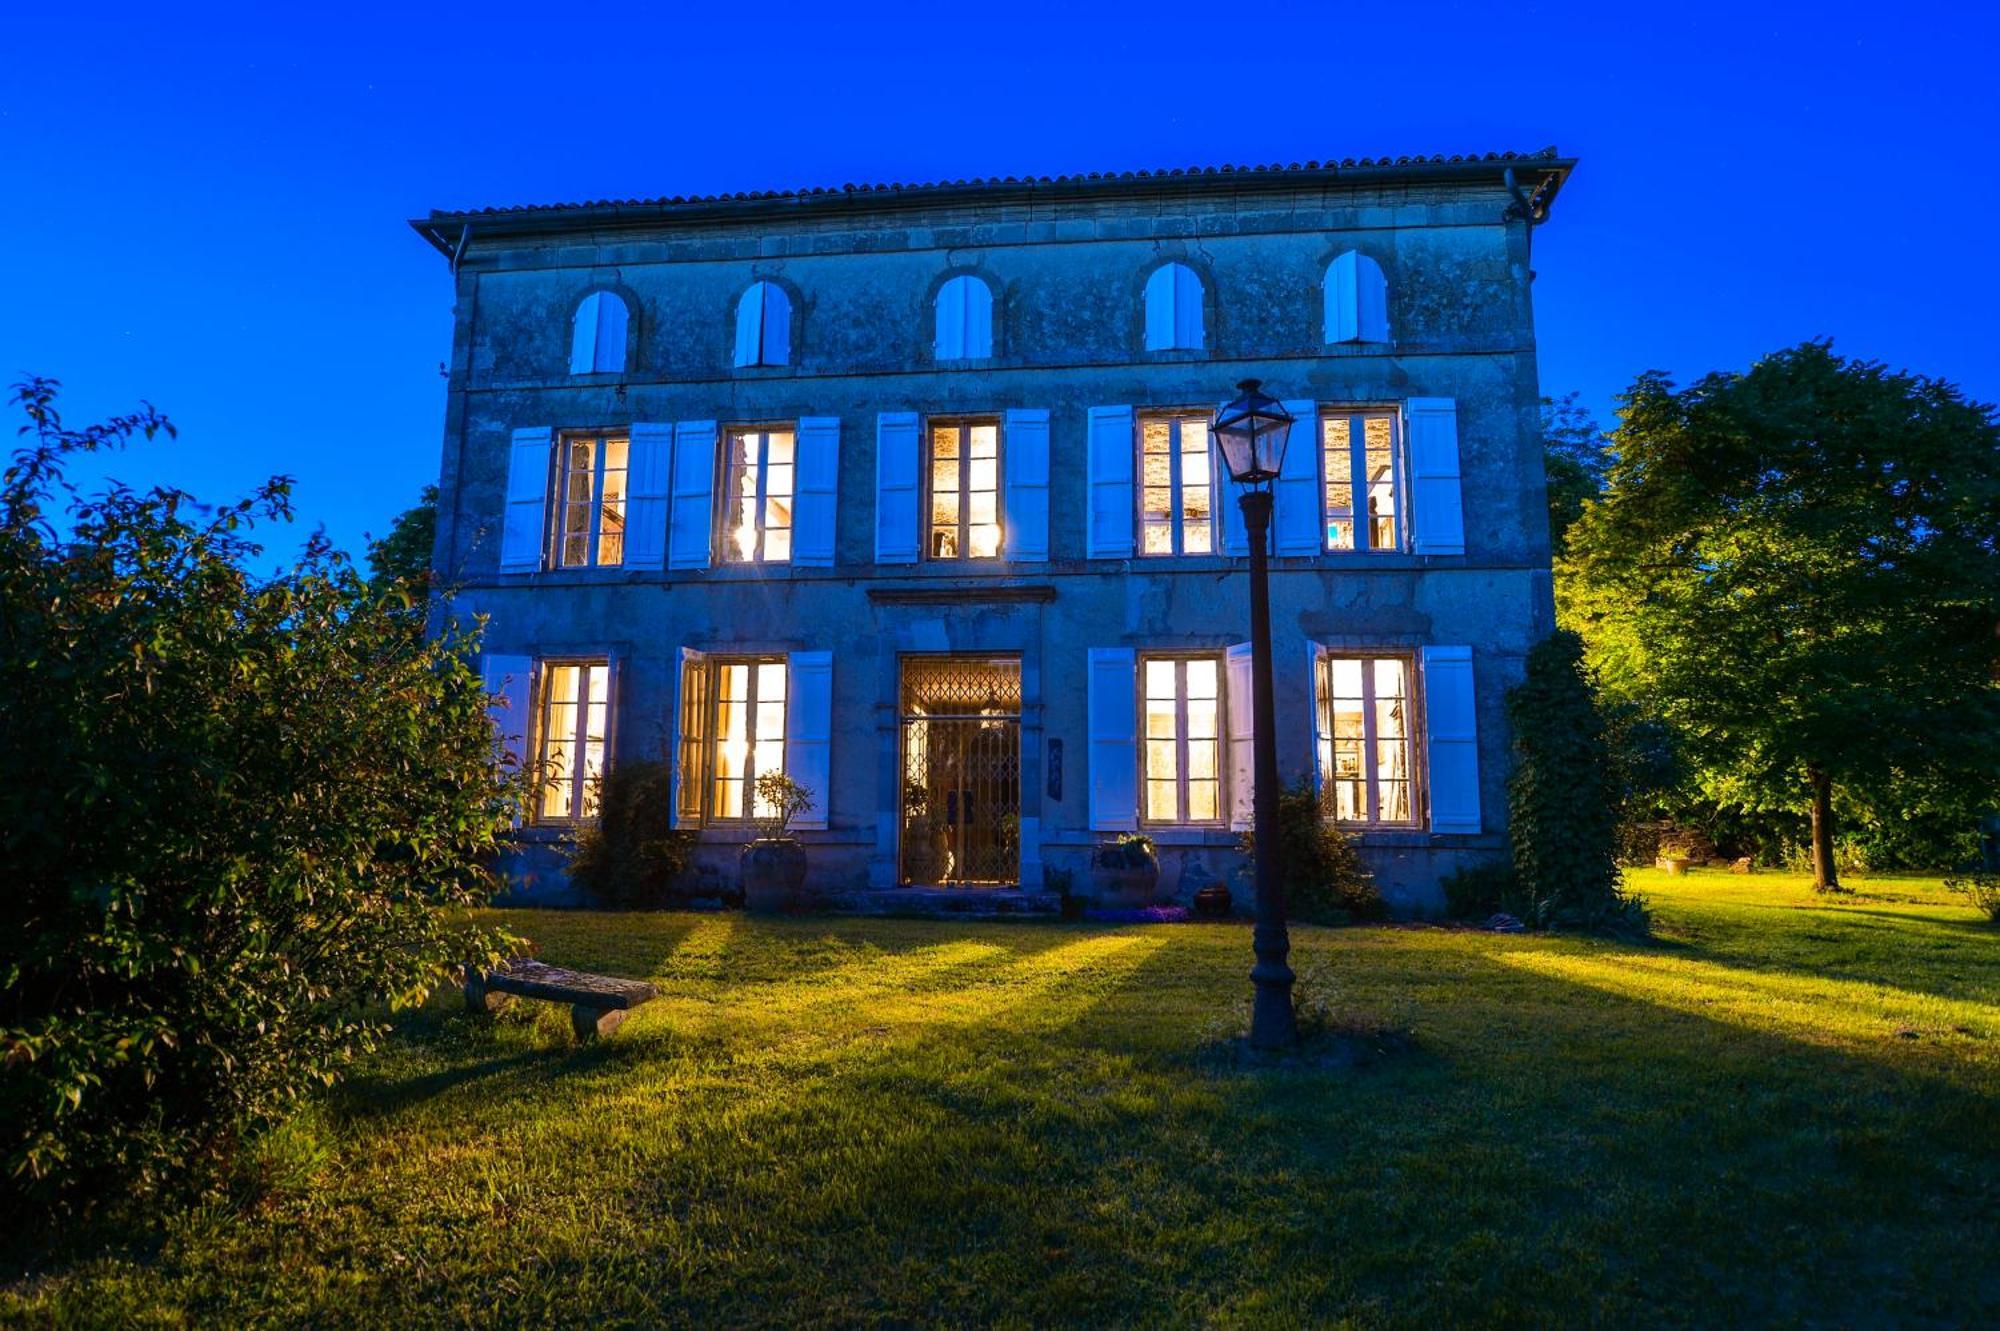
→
(1312, 651, 1417, 826)
(1320, 408, 1405, 553)
(532, 659, 613, 824)
(875, 412, 921, 564)
(1086, 406, 1136, 559)
(1324, 252, 1389, 345)
(1420, 645, 1481, 834)
(1143, 262, 1205, 351)
(721, 426, 797, 564)
(669, 421, 718, 571)
(500, 427, 553, 574)
(934, 275, 993, 361)
(1407, 398, 1466, 557)
(1087, 647, 1138, 832)
(1136, 412, 1216, 556)
(1001, 407, 1050, 562)
(733, 281, 792, 368)
(569, 290, 631, 374)
(785, 650, 833, 830)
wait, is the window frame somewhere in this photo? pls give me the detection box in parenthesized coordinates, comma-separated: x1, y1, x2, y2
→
(922, 415, 1004, 562)
(1319, 407, 1407, 554)
(719, 422, 797, 565)
(699, 654, 789, 825)
(1138, 652, 1227, 828)
(1313, 649, 1420, 828)
(1135, 410, 1219, 558)
(531, 657, 614, 826)
(553, 429, 630, 570)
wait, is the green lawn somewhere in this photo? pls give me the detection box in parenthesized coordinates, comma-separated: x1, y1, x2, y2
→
(6, 870, 1997, 1328)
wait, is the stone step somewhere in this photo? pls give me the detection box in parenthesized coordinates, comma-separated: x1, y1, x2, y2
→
(824, 886, 1063, 920)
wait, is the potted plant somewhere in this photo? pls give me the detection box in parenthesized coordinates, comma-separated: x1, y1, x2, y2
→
(1657, 839, 1694, 877)
(900, 779, 944, 885)
(740, 772, 814, 912)
(1089, 832, 1160, 907)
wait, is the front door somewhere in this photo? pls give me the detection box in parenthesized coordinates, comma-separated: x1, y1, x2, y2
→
(899, 657, 1021, 886)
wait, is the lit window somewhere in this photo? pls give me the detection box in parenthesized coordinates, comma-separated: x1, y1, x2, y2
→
(1143, 656, 1223, 823)
(733, 281, 792, 368)
(926, 420, 1001, 560)
(569, 291, 630, 374)
(536, 660, 611, 822)
(934, 275, 994, 360)
(1315, 654, 1413, 824)
(1138, 413, 1215, 555)
(556, 432, 628, 568)
(1143, 262, 1205, 351)
(723, 427, 795, 563)
(1321, 410, 1401, 552)
(709, 659, 788, 821)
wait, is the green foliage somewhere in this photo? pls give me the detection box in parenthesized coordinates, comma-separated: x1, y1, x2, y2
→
(1540, 392, 1612, 557)
(1441, 859, 1520, 920)
(1944, 871, 2000, 922)
(0, 379, 523, 1206)
(1505, 631, 1645, 932)
(752, 772, 814, 840)
(1560, 342, 2000, 889)
(1239, 778, 1383, 922)
(566, 762, 699, 908)
(364, 484, 437, 594)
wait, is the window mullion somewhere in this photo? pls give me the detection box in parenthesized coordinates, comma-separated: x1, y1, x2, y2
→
(1360, 664, 1380, 823)
(753, 432, 770, 562)
(1168, 419, 1185, 554)
(1348, 415, 1369, 554)
(958, 424, 971, 553)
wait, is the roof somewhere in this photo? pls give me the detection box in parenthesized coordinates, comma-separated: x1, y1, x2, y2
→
(412, 148, 1573, 256)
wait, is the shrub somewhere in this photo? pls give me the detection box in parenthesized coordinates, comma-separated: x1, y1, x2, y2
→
(0, 379, 523, 1206)
(566, 761, 698, 908)
(1946, 871, 2000, 923)
(1442, 860, 1521, 920)
(1239, 778, 1384, 922)
(1506, 631, 1647, 934)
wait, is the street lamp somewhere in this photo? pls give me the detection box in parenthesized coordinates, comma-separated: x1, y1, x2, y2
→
(1211, 379, 1298, 1050)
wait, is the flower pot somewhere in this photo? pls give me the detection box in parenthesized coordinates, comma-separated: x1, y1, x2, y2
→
(741, 837, 809, 912)
(1658, 856, 1691, 877)
(1192, 883, 1233, 919)
(1090, 840, 1160, 907)
(901, 817, 944, 885)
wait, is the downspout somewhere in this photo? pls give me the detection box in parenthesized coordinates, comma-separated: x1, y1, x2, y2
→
(449, 223, 472, 274)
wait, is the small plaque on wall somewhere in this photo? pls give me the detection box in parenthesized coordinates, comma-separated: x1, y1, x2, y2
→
(1047, 738, 1063, 801)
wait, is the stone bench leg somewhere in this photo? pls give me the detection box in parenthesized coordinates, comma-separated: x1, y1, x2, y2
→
(463, 968, 511, 1015)
(571, 1005, 627, 1041)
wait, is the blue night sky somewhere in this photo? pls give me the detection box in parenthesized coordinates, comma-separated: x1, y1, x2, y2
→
(5, 2, 1995, 565)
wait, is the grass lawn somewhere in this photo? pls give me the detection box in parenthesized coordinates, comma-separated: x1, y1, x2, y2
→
(5, 869, 1996, 1328)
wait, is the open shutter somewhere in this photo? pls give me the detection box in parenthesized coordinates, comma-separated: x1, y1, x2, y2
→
(669, 420, 717, 570)
(481, 654, 533, 769)
(1225, 643, 1255, 830)
(1174, 264, 1205, 349)
(1274, 399, 1320, 555)
(1087, 647, 1138, 832)
(500, 427, 552, 574)
(785, 650, 833, 830)
(623, 423, 673, 570)
(569, 292, 601, 374)
(1002, 407, 1050, 562)
(1356, 255, 1389, 343)
(1324, 252, 1357, 344)
(874, 411, 921, 564)
(672, 648, 708, 829)
(1421, 645, 1481, 834)
(592, 292, 629, 372)
(1408, 398, 1466, 556)
(793, 416, 840, 567)
(934, 280, 966, 360)
(961, 279, 993, 358)
(732, 286, 761, 368)
(761, 283, 791, 365)
(1085, 406, 1134, 559)
(1143, 267, 1175, 351)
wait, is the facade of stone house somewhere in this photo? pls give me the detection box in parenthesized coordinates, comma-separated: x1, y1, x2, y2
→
(412, 150, 1573, 913)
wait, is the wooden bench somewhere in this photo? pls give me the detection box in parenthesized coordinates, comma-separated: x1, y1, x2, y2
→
(463, 958, 658, 1041)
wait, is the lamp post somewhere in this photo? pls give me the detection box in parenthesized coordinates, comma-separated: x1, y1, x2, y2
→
(1211, 379, 1298, 1050)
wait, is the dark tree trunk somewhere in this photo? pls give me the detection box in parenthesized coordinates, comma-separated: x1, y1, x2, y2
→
(1807, 765, 1841, 892)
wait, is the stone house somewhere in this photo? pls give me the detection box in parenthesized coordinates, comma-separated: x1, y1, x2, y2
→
(412, 150, 1574, 913)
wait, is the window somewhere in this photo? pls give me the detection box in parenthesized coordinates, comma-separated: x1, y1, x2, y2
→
(1324, 251, 1389, 344)
(723, 426, 795, 563)
(934, 274, 993, 360)
(1142, 655, 1223, 823)
(1315, 654, 1414, 824)
(709, 658, 788, 821)
(569, 290, 630, 374)
(555, 432, 628, 568)
(926, 419, 1001, 559)
(535, 660, 611, 822)
(1322, 410, 1401, 552)
(1138, 413, 1215, 555)
(733, 281, 792, 368)
(1143, 262, 1205, 351)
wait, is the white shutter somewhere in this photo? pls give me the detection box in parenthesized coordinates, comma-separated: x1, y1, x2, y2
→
(671, 647, 706, 829)
(785, 650, 833, 830)
(1221, 474, 1249, 556)
(874, 411, 921, 564)
(793, 416, 840, 567)
(1307, 645, 1329, 794)
(1002, 407, 1050, 562)
(934, 279, 966, 360)
(1174, 264, 1205, 349)
(569, 292, 601, 374)
(1085, 406, 1134, 559)
(1087, 647, 1138, 832)
(1356, 254, 1389, 343)
(1408, 397, 1466, 556)
(1325, 252, 1358, 344)
(732, 285, 761, 368)
(1143, 266, 1175, 351)
(592, 292, 629, 372)
(761, 283, 792, 366)
(623, 423, 673, 570)
(481, 654, 533, 770)
(1274, 399, 1320, 555)
(669, 420, 717, 570)
(500, 426, 552, 574)
(1225, 642, 1255, 830)
(962, 278, 993, 358)
(1421, 645, 1481, 834)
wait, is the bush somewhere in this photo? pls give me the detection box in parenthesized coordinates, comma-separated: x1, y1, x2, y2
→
(1240, 778, 1384, 922)
(1946, 871, 2000, 923)
(1506, 631, 1647, 934)
(1442, 860, 1520, 920)
(567, 761, 698, 907)
(0, 379, 523, 1206)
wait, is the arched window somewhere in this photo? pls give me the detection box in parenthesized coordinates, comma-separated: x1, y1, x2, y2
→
(933, 274, 993, 360)
(568, 290, 631, 374)
(1143, 262, 1205, 351)
(1324, 251, 1389, 344)
(733, 280, 792, 368)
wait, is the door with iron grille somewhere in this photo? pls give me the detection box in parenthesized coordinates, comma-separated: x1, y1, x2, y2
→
(899, 657, 1022, 885)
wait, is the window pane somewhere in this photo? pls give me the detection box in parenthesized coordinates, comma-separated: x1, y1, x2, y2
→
(562, 438, 595, 567)
(763, 528, 791, 561)
(766, 431, 795, 467)
(1188, 780, 1219, 822)
(968, 524, 1000, 558)
(969, 424, 998, 459)
(932, 427, 959, 459)
(1145, 659, 1178, 698)
(969, 458, 998, 494)
(1146, 739, 1178, 783)
(1146, 780, 1178, 822)
(1188, 739, 1217, 780)
(1187, 698, 1217, 741)
(1322, 417, 1354, 551)
(1145, 698, 1177, 740)
(757, 661, 787, 704)
(1364, 415, 1397, 550)
(969, 491, 997, 526)
(1185, 658, 1218, 699)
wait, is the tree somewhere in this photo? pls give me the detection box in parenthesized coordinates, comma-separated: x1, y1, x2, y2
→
(0, 379, 523, 1202)
(366, 484, 437, 593)
(1560, 343, 2000, 891)
(1541, 392, 1612, 558)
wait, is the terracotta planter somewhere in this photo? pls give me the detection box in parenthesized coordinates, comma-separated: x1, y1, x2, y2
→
(1192, 883, 1233, 919)
(1658, 855, 1692, 877)
(1090, 840, 1160, 907)
(741, 837, 809, 912)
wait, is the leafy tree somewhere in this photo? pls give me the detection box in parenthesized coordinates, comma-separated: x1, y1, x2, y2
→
(1541, 392, 1612, 557)
(1560, 343, 2000, 891)
(366, 484, 437, 593)
(0, 379, 523, 1203)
